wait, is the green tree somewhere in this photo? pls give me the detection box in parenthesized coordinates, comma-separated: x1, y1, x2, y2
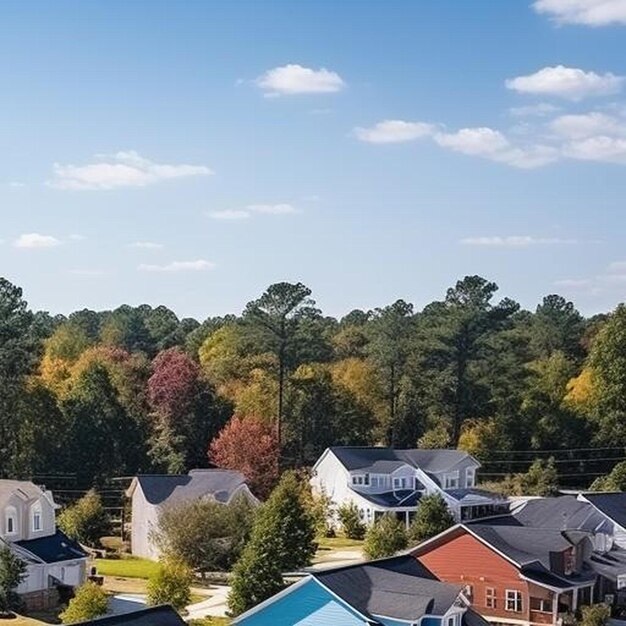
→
(60, 582, 108, 624)
(147, 559, 193, 611)
(590, 461, 626, 491)
(57, 490, 111, 547)
(153, 495, 256, 573)
(337, 502, 366, 540)
(408, 494, 455, 544)
(499, 458, 559, 497)
(363, 514, 408, 560)
(244, 282, 317, 448)
(0, 547, 27, 614)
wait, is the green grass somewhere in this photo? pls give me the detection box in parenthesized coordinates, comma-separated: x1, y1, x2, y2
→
(94, 556, 160, 579)
(316, 536, 364, 551)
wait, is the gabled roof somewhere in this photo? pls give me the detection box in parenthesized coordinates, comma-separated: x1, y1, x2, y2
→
(73, 605, 185, 626)
(0, 480, 47, 506)
(581, 493, 626, 530)
(356, 489, 422, 508)
(128, 469, 253, 507)
(15, 529, 87, 564)
(511, 496, 608, 532)
(313, 555, 463, 621)
(328, 447, 476, 475)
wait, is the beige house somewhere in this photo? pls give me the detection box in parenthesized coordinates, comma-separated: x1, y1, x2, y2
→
(0, 480, 87, 610)
(127, 469, 258, 560)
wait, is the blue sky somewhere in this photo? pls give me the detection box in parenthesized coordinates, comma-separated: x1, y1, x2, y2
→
(1, 0, 625, 319)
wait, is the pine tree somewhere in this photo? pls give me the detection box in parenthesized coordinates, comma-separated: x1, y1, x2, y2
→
(363, 514, 408, 560)
(227, 471, 317, 615)
(408, 494, 455, 545)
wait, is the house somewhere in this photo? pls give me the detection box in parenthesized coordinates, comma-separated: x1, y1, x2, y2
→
(412, 522, 602, 626)
(311, 447, 508, 528)
(578, 493, 626, 549)
(126, 469, 258, 560)
(74, 605, 186, 626)
(0, 480, 87, 610)
(232, 554, 490, 626)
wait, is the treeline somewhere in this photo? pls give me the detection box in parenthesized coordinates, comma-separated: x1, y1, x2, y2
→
(0, 275, 625, 489)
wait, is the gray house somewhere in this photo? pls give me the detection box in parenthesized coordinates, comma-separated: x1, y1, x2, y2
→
(126, 469, 258, 560)
(311, 447, 508, 528)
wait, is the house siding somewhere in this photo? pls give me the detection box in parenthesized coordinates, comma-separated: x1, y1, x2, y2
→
(417, 531, 532, 625)
(235, 579, 367, 626)
(130, 483, 160, 560)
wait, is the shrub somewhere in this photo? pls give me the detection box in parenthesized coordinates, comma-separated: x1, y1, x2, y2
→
(363, 514, 408, 560)
(58, 489, 110, 547)
(60, 582, 108, 624)
(147, 559, 193, 611)
(337, 502, 365, 540)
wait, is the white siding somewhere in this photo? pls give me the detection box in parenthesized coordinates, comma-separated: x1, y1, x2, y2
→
(130, 485, 160, 560)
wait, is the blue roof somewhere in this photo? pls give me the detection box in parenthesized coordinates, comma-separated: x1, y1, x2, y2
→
(15, 529, 87, 563)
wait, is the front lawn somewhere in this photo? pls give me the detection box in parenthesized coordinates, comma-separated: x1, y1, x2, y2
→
(316, 536, 364, 551)
(94, 556, 160, 579)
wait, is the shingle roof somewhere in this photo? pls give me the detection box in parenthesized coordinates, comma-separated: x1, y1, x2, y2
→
(15, 529, 87, 564)
(446, 488, 507, 503)
(313, 555, 463, 622)
(583, 493, 626, 530)
(0, 480, 46, 506)
(357, 489, 422, 508)
(329, 447, 473, 475)
(73, 605, 185, 626)
(133, 469, 251, 507)
(589, 548, 626, 581)
(512, 496, 608, 532)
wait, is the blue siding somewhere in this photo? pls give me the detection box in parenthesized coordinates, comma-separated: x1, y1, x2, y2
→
(236, 578, 367, 626)
(422, 618, 442, 626)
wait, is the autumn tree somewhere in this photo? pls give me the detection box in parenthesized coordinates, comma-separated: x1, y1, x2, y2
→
(208, 415, 279, 499)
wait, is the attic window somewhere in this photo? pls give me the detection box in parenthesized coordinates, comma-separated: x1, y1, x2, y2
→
(444, 471, 460, 489)
(32, 502, 42, 532)
(5, 507, 17, 535)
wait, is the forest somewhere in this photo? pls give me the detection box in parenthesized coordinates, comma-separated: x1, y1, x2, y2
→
(0, 274, 624, 492)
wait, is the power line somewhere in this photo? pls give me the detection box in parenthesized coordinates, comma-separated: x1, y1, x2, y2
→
(485, 446, 626, 455)
(481, 456, 626, 466)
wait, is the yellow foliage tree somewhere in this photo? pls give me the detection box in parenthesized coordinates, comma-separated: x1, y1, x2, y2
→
(564, 368, 595, 407)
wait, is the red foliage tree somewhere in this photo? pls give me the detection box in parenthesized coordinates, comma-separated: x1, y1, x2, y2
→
(208, 416, 280, 499)
(148, 348, 199, 418)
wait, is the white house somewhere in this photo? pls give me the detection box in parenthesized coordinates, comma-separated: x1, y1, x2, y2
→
(0, 480, 87, 610)
(126, 469, 258, 560)
(311, 447, 508, 528)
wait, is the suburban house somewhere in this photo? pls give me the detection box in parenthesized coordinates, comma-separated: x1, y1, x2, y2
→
(126, 469, 258, 560)
(232, 554, 490, 626)
(412, 523, 598, 626)
(74, 605, 186, 626)
(578, 492, 626, 549)
(311, 447, 508, 528)
(0, 480, 87, 610)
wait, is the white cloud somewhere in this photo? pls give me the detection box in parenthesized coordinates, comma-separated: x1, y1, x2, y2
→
(48, 150, 213, 190)
(138, 260, 215, 272)
(563, 135, 626, 162)
(533, 0, 626, 26)
(209, 210, 251, 220)
(256, 64, 345, 96)
(354, 120, 435, 144)
(247, 203, 298, 215)
(506, 65, 624, 100)
(550, 112, 626, 138)
(461, 235, 578, 247)
(128, 241, 164, 249)
(509, 103, 561, 117)
(14, 233, 61, 248)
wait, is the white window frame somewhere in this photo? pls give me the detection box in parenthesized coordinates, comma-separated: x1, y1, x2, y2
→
(444, 471, 460, 489)
(5, 507, 17, 535)
(32, 502, 42, 532)
(530, 597, 551, 613)
(505, 589, 523, 612)
(393, 477, 407, 490)
(465, 467, 476, 488)
(485, 587, 496, 609)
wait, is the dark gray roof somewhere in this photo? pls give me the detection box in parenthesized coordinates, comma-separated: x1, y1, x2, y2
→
(314, 555, 462, 622)
(74, 605, 185, 626)
(15, 530, 87, 564)
(357, 489, 422, 508)
(512, 496, 608, 532)
(468, 524, 583, 569)
(446, 488, 507, 503)
(463, 608, 491, 626)
(590, 549, 626, 581)
(330, 447, 474, 475)
(583, 493, 626, 530)
(135, 469, 250, 506)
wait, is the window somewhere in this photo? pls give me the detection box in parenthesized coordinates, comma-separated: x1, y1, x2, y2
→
(351, 474, 369, 486)
(371, 476, 380, 488)
(505, 590, 523, 612)
(530, 597, 551, 613)
(444, 472, 460, 489)
(485, 587, 496, 609)
(393, 477, 407, 489)
(32, 503, 42, 532)
(5, 506, 17, 535)
(465, 467, 476, 488)
(564, 549, 576, 575)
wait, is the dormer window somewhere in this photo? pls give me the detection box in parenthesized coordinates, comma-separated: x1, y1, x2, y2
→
(465, 467, 476, 488)
(351, 474, 369, 486)
(444, 471, 460, 489)
(393, 477, 407, 490)
(5, 506, 17, 535)
(32, 502, 42, 532)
